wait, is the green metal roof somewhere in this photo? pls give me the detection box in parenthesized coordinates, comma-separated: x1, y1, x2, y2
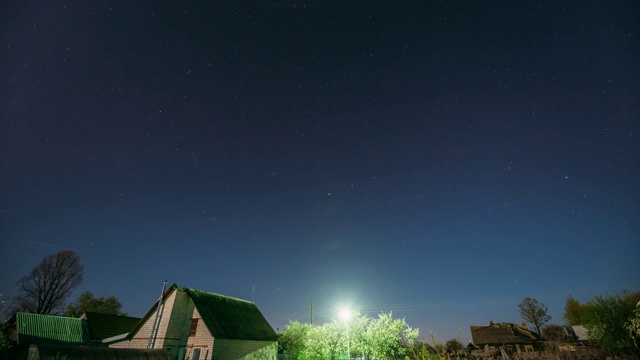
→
(180, 286, 277, 341)
(16, 312, 90, 345)
(83, 312, 141, 340)
(128, 284, 277, 343)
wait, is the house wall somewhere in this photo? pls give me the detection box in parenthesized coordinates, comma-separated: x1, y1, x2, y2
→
(184, 307, 215, 360)
(111, 289, 186, 351)
(110, 288, 216, 360)
(161, 288, 193, 354)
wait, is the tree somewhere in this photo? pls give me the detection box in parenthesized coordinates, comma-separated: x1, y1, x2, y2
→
(444, 339, 463, 354)
(279, 321, 312, 360)
(279, 311, 418, 360)
(0, 291, 11, 321)
(582, 290, 639, 355)
(542, 324, 566, 341)
(407, 340, 437, 360)
(401, 326, 420, 355)
(364, 312, 414, 360)
(347, 311, 372, 360)
(627, 301, 640, 352)
(306, 321, 342, 360)
(14, 250, 83, 315)
(563, 295, 589, 325)
(518, 297, 551, 338)
(0, 320, 13, 354)
(64, 291, 126, 317)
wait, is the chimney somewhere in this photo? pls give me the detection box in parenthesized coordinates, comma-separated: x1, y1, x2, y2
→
(521, 322, 527, 329)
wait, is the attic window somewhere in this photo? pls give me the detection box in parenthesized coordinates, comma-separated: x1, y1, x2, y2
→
(190, 318, 198, 336)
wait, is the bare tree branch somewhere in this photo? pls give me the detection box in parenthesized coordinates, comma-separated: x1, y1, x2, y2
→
(518, 297, 551, 338)
(14, 251, 83, 315)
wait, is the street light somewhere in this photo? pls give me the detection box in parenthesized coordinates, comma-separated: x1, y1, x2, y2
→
(340, 310, 351, 360)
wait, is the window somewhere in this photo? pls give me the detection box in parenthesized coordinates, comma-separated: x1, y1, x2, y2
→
(191, 348, 201, 360)
(190, 318, 198, 336)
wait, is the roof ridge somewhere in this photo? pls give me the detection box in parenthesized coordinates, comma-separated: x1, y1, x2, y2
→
(177, 285, 255, 304)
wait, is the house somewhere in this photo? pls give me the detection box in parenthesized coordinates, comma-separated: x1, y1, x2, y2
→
(569, 325, 588, 344)
(470, 322, 542, 353)
(108, 284, 278, 360)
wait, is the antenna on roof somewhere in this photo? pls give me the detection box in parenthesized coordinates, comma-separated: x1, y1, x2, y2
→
(147, 280, 168, 349)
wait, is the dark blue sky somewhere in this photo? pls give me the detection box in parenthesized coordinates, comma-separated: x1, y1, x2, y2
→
(1, 1, 638, 342)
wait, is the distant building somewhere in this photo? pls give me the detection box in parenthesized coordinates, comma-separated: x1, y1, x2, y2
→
(470, 322, 542, 354)
(108, 283, 278, 360)
(567, 325, 590, 346)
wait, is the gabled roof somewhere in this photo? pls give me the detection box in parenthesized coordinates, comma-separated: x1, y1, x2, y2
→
(470, 323, 540, 345)
(180, 286, 277, 341)
(81, 312, 141, 341)
(129, 284, 277, 342)
(570, 325, 589, 341)
(14, 312, 90, 345)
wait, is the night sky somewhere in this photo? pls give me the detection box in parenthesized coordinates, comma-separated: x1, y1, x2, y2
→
(1, 1, 639, 343)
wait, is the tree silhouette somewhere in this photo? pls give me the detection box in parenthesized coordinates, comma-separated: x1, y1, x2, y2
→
(64, 291, 125, 317)
(14, 250, 83, 315)
(518, 297, 551, 338)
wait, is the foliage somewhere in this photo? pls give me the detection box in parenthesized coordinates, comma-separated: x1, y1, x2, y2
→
(563, 295, 590, 325)
(542, 324, 566, 341)
(279, 311, 418, 360)
(406, 340, 438, 360)
(444, 339, 463, 353)
(400, 326, 420, 354)
(345, 311, 371, 359)
(518, 297, 551, 338)
(0, 320, 13, 352)
(366, 312, 411, 360)
(627, 301, 640, 351)
(64, 291, 125, 317)
(301, 320, 342, 360)
(246, 342, 278, 360)
(13, 251, 83, 315)
(279, 321, 312, 360)
(50, 353, 69, 360)
(0, 291, 11, 322)
(582, 290, 639, 355)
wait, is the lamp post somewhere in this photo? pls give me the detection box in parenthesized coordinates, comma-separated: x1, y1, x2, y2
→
(340, 309, 351, 360)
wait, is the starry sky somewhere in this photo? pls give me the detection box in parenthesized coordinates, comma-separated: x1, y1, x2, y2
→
(1, 1, 638, 343)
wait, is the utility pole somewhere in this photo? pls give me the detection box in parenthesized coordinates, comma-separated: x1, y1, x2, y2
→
(310, 301, 313, 325)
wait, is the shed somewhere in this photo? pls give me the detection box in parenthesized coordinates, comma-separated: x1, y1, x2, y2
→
(11, 312, 90, 346)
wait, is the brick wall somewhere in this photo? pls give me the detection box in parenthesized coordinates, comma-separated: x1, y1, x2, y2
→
(110, 288, 217, 360)
(185, 307, 215, 360)
(110, 288, 185, 351)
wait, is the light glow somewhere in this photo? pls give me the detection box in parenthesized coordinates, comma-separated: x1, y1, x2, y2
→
(340, 309, 351, 322)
